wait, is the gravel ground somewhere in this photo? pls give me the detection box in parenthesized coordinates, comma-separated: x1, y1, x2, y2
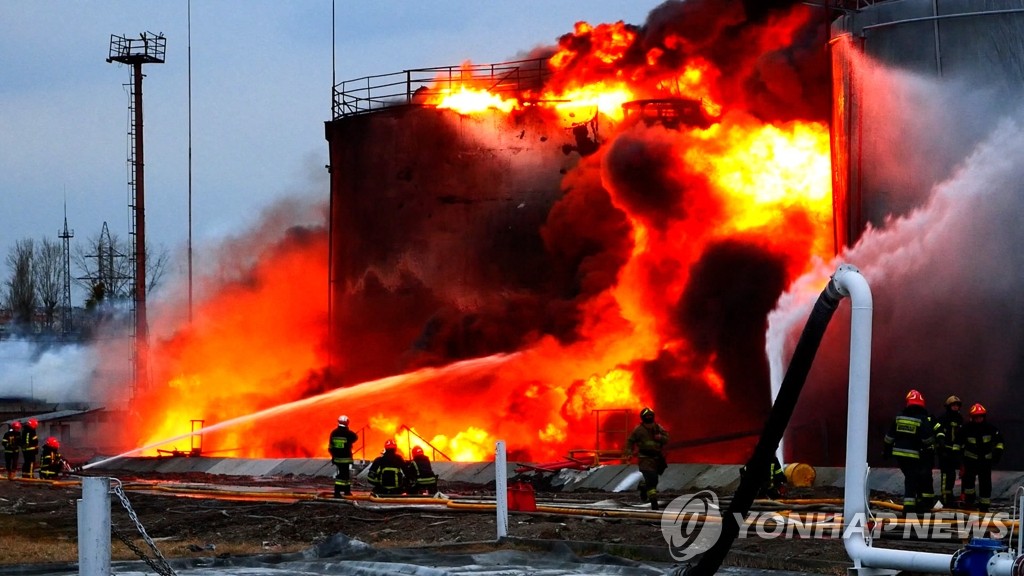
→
(0, 469, 992, 574)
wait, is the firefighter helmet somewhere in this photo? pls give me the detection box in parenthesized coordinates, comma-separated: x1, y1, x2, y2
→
(969, 403, 987, 417)
(338, 415, 349, 426)
(45, 437, 59, 449)
(945, 395, 962, 407)
(640, 407, 655, 423)
(10, 422, 21, 431)
(384, 439, 397, 451)
(412, 446, 424, 457)
(905, 390, 925, 407)
(27, 418, 38, 428)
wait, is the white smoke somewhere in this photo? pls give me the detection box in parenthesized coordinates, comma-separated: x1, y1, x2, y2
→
(768, 63, 1024, 462)
(0, 338, 98, 403)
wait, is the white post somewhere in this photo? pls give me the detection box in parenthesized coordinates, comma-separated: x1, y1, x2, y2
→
(77, 476, 111, 576)
(495, 440, 508, 539)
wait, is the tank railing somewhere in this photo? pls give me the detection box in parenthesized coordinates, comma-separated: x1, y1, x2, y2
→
(399, 424, 453, 461)
(332, 57, 551, 119)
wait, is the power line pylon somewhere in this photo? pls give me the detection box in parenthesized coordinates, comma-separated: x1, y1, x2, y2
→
(58, 202, 74, 337)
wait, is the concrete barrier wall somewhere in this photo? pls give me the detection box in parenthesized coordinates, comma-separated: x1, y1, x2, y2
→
(91, 457, 1024, 498)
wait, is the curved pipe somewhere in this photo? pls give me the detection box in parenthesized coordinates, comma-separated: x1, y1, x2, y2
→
(834, 265, 954, 574)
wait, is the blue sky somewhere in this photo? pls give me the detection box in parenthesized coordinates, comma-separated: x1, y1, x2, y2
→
(0, 1, 656, 303)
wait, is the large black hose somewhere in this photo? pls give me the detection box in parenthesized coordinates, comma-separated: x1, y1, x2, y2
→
(685, 278, 845, 576)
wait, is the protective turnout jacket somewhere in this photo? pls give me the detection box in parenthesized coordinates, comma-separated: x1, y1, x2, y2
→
(934, 408, 964, 459)
(407, 454, 438, 489)
(1, 430, 19, 454)
(20, 426, 38, 458)
(884, 405, 936, 460)
(328, 425, 359, 464)
(626, 422, 669, 473)
(368, 451, 407, 492)
(963, 420, 1004, 464)
(39, 445, 63, 479)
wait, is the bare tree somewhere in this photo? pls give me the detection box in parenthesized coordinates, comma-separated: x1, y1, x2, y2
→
(73, 223, 169, 301)
(34, 237, 64, 329)
(4, 239, 36, 325)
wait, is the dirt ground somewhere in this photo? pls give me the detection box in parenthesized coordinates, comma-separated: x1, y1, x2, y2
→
(0, 468, 974, 574)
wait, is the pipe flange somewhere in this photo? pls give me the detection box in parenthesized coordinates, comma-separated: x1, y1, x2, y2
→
(950, 547, 964, 574)
(1011, 552, 1024, 576)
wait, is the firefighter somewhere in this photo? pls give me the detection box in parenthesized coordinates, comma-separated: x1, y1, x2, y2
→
(933, 395, 965, 506)
(2, 422, 21, 480)
(961, 403, 1004, 512)
(405, 446, 439, 496)
(328, 414, 359, 498)
(367, 440, 407, 496)
(20, 419, 39, 479)
(883, 390, 937, 514)
(762, 456, 789, 499)
(740, 454, 788, 500)
(39, 437, 64, 480)
(624, 407, 669, 510)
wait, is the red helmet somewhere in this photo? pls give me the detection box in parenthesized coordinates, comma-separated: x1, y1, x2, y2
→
(27, 418, 38, 428)
(969, 403, 987, 417)
(384, 439, 397, 451)
(905, 390, 925, 407)
(412, 446, 424, 457)
(45, 437, 59, 449)
(11, 422, 21, 431)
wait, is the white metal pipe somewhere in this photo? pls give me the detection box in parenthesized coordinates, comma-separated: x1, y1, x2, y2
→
(495, 440, 508, 539)
(835, 265, 954, 574)
(77, 476, 111, 576)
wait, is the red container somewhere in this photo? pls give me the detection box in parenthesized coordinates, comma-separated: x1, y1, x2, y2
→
(507, 482, 537, 512)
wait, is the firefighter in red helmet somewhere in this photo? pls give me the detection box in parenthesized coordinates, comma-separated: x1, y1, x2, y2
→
(20, 418, 39, 479)
(2, 422, 21, 480)
(624, 407, 669, 510)
(327, 415, 359, 498)
(404, 446, 439, 496)
(883, 390, 937, 514)
(961, 403, 1004, 512)
(39, 437, 64, 480)
(367, 440, 407, 496)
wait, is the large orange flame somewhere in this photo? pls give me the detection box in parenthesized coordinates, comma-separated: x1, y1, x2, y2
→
(127, 4, 833, 464)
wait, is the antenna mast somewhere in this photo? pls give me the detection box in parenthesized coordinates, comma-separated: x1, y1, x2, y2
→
(107, 31, 165, 402)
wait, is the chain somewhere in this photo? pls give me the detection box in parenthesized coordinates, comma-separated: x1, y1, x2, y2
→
(110, 478, 177, 576)
(112, 523, 175, 576)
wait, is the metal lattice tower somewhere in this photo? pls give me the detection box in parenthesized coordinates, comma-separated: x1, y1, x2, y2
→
(107, 32, 165, 401)
(58, 204, 74, 336)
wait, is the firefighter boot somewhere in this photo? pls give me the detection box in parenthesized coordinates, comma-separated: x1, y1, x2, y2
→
(637, 480, 647, 503)
(650, 496, 659, 511)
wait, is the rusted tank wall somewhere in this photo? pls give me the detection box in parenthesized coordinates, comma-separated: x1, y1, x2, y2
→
(325, 105, 582, 384)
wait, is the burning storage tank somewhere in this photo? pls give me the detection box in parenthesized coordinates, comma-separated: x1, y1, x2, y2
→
(830, 0, 1024, 247)
(324, 61, 598, 385)
(324, 48, 837, 470)
(783, 0, 1024, 466)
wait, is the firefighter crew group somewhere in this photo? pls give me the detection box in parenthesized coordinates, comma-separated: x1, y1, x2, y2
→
(1, 419, 65, 480)
(326, 415, 439, 498)
(884, 390, 1004, 513)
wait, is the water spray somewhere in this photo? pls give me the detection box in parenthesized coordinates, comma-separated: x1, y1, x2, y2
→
(84, 352, 519, 470)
